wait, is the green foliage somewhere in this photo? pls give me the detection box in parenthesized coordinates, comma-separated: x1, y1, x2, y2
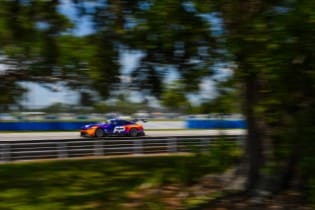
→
(92, 95, 150, 114)
(175, 139, 242, 185)
(160, 81, 191, 112)
(200, 89, 240, 114)
(209, 0, 315, 196)
(124, 0, 217, 96)
(0, 80, 26, 111)
(41, 102, 72, 113)
(0, 0, 217, 105)
(0, 155, 236, 210)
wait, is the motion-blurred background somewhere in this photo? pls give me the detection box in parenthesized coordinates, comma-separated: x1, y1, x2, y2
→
(0, 0, 314, 209)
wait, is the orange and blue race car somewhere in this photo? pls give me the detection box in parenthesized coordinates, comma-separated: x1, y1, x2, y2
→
(80, 119, 145, 137)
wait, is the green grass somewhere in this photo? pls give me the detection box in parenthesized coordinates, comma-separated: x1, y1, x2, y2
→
(0, 150, 240, 210)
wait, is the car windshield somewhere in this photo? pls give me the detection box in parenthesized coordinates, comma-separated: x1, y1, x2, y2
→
(107, 120, 117, 125)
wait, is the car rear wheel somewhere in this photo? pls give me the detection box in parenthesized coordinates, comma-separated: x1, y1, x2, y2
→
(129, 128, 138, 137)
(95, 128, 104, 137)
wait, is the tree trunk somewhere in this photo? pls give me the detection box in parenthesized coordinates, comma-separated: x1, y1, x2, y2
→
(243, 73, 265, 191)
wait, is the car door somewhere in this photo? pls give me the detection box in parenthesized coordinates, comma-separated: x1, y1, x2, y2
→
(113, 120, 127, 134)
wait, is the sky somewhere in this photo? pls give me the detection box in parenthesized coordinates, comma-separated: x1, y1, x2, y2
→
(19, 0, 231, 108)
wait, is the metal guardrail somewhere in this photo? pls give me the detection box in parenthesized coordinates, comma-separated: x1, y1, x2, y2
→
(0, 135, 245, 162)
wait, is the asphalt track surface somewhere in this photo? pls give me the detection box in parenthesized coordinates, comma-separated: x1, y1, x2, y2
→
(0, 129, 246, 141)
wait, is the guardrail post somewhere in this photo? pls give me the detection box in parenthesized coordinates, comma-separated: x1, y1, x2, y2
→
(133, 140, 143, 155)
(57, 142, 67, 158)
(1, 144, 10, 162)
(237, 135, 245, 147)
(200, 138, 210, 152)
(167, 138, 177, 153)
(94, 141, 104, 156)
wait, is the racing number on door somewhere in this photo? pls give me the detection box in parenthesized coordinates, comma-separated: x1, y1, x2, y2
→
(113, 126, 125, 133)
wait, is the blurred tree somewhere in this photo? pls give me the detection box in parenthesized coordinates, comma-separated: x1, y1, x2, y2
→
(160, 81, 192, 113)
(79, 91, 95, 107)
(0, 1, 73, 109)
(93, 102, 110, 113)
(199, 76, 241, 114)
(94, 0, 315, 198)
(199, 91, 240, 114)
(42, 102, 66, 113)
(0, 79, 26, 112)
(193, 0, 315, 195)
(0, 0, 217, 105)
(0, 0, 125, 107)
(92, 95, 151, 115)
(123, 0, 218, 97)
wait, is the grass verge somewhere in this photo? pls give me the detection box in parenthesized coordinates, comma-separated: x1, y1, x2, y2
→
(0, 143, 241, 210)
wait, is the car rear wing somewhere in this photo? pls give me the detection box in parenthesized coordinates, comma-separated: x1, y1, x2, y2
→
(131, 118, 148, 123)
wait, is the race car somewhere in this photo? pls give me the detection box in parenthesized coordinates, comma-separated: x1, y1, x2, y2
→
(80, 119, 145, 137)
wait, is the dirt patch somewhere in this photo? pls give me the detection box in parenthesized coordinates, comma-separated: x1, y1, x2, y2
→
(122, 169, 312, 210)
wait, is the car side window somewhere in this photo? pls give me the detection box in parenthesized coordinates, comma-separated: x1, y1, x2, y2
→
(115, 120, 124, 126)
(124, 120, 133, 125)
(118, 120, 133, 125)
